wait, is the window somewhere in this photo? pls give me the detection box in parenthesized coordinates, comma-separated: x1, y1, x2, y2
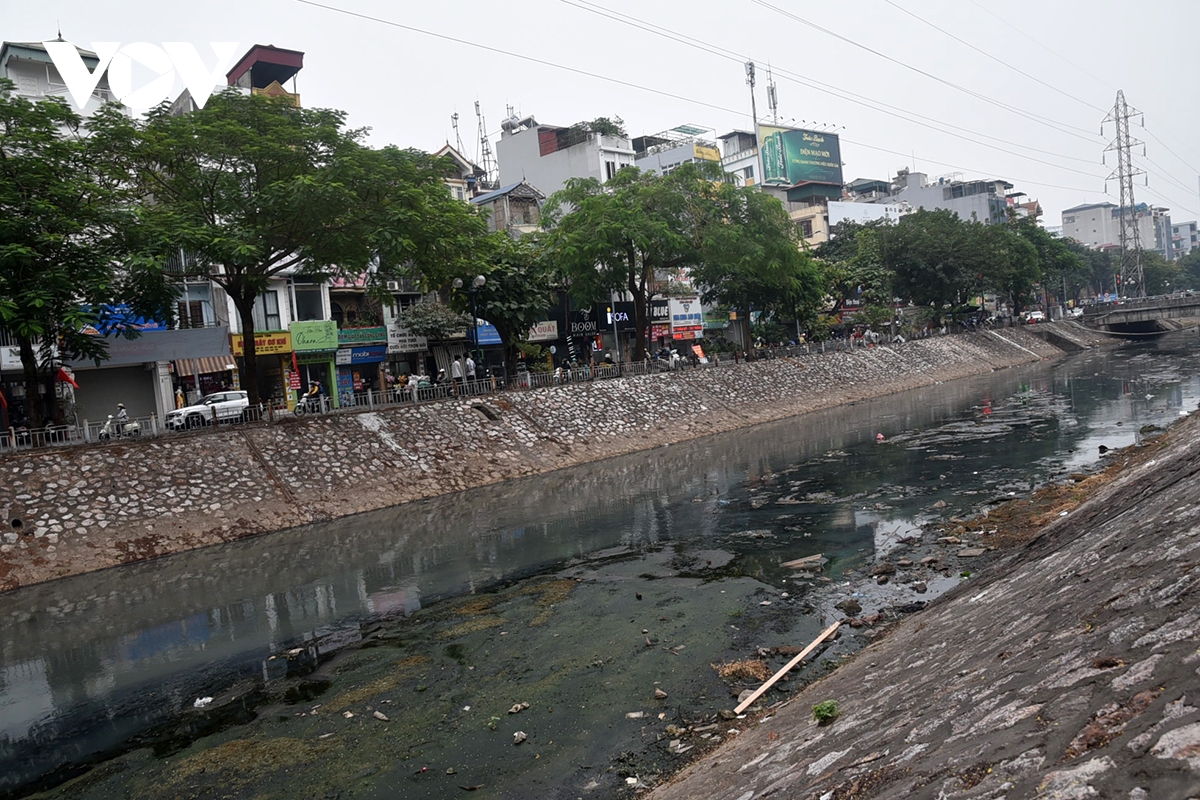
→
(799, 219, 814, 238)
(1064, 216, 1075, 224)
(605, 161, 617, 181)
(177, 300, 205, 328)
(251, 291, 281, 332)
(293, 283, 324, 321)
(743, 165, 755, 180)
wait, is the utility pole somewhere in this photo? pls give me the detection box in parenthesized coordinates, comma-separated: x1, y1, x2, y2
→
(1103, 91, 1146, 298)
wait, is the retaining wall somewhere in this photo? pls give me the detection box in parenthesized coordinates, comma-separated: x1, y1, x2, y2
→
(0, 328, 1074, 592)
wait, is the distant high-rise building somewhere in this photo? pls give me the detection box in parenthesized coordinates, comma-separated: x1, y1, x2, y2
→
(495, 114, 636, 198)
(1062, 202, 1173, 260)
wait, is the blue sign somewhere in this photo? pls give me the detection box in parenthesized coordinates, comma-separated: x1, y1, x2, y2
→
(337, 346, 388, 366)
(82, 304, 169, 335)
(469, 323, 502, 345)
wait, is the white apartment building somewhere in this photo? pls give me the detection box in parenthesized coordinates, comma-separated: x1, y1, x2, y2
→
(1171, 221, 1198, 258)
(0, 39, 119, 116)
(1062, 202, 1173, 260)
(495, 114, 637, 198)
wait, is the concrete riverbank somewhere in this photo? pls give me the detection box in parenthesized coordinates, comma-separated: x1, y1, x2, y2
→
(649, 401, 1200, 798)
(0, 325, 1105, 592)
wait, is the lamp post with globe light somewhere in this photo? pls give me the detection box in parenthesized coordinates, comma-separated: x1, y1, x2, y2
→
(453, 275, 487, 372)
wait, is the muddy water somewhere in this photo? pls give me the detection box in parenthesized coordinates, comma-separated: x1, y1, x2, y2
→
(6, 334, 1200, 799)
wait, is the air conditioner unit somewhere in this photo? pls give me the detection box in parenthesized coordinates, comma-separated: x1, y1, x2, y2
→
(386, 280, 401, 292)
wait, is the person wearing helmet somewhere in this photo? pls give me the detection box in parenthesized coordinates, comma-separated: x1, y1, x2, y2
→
(115, 402, 128, 436)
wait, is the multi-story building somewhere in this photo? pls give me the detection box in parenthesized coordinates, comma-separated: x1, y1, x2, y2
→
(1171, 221, 1198, 259)
(866, 169, 1014, 225)
(632, 125, 723, 176)
(0, 38, 118, 115)
(470, 182, 544, 238)
(1061, 202, 1174, 260)
(495, 114, 637, 198)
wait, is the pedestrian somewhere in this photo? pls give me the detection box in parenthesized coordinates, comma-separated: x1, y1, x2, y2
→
(465, 354, 476, 388)
(115, 402, 128, 436)
(451, 355, 464, 396)
(174, 387, 184, 410)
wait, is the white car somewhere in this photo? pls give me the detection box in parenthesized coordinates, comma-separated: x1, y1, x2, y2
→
(166, 390, 250, 430)
(1024, 311, 1046, 324)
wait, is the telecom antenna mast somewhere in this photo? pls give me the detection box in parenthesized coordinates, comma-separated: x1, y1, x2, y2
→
(766, 65, 778, 124)
(1103, 91, 1146, 297)
(451, 112, 465, 154)
(475, 101, 497, 190)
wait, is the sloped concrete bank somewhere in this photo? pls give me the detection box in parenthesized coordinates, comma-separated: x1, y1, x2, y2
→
(649, 413, 1200, 799)
(0, 327, 1088, 592)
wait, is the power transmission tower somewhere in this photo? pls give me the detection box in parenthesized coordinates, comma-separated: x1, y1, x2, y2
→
(1103, 91, 1146, 297)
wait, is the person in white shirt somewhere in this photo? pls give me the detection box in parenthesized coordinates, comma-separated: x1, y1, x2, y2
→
(451, 356, 464, 396)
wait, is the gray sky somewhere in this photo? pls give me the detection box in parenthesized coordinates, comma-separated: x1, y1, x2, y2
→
(8, 0, 1199, 224)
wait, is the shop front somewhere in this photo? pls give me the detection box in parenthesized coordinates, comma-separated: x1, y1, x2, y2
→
(336, 326, 388, 404)
(385, 322, 428, 381)
(231, 330, 293, 407)
(290, 320, 339, 407)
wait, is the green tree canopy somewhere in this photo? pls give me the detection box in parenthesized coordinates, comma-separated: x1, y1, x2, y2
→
(96, 89, 489, 404)
(543, 162, 822, 360)
(0, 80, 174, 427)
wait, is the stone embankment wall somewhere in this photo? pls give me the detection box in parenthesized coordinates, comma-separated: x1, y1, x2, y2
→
(0, 328, 1082, 592)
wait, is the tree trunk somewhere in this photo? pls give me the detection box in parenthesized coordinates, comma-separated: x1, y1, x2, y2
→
(17, 337, 46, 429)
(232, 292, 263, 406)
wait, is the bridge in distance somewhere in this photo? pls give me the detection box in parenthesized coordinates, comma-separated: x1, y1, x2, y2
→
(1080, 293, 1200, 336)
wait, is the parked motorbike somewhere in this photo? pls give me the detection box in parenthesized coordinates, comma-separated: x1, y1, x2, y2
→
(99, 414, 141, 440)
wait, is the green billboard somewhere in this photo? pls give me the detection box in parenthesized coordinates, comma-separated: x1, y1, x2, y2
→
(759, 126, 843, 187)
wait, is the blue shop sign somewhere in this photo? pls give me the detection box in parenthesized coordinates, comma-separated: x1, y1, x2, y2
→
(336, 345, 388, 365)
(468, 323, 502, 346)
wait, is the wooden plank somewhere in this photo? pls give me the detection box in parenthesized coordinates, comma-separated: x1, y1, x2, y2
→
(733, 621, 841, 715)
(780, 554, 825, 569)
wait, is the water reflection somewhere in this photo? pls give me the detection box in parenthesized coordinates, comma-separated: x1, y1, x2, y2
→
(3, 335, 1200, 796)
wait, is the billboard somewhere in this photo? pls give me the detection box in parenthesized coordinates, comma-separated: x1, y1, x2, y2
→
(827, 201, 908, 228)
(758, 126, 843, 187)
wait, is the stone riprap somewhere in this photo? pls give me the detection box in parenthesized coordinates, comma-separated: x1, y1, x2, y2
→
(0, 327, 1079, 592)
(649, 411, 1200, 800)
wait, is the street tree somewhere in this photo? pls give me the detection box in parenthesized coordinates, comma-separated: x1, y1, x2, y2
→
(0, 81, 173, 428)
(448, 234, 556, 381)
(99, 89, 488, 405)
(689, 177, 825, 329)
(543, 162, 822, 360)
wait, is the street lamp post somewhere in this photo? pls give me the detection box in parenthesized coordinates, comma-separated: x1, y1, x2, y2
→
(453, 275, 487, 372)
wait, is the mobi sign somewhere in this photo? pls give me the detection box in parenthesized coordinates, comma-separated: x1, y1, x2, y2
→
(43, 41, 240, 113)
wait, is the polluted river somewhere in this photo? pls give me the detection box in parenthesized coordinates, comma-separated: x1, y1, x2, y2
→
(5, 333, 1200, 799)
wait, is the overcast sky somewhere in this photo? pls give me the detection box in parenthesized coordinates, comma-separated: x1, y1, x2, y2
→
(7, 0, 1199, 224)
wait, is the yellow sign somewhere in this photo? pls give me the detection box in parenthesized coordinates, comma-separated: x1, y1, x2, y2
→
(231, 331, 292, 356)
(693, 144, 721, 162)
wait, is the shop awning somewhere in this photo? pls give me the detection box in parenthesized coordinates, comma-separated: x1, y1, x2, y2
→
(174, 356, 237, 376)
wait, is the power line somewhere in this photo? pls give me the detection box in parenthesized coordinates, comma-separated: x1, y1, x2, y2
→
(749, 0, 1102, 144)
(965, 0, 1111, 91)
(292, 0, 747, 119)
(883, 0, 1106, 114)
(1142, 126, 1200, 177)
(841, 137, 1097, 194)
(563, 0, 1105, 177)
(293, 0, 1106, 201)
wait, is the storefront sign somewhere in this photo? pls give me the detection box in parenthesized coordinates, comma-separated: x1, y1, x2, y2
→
(527, 320, 558, 342)
(290, 320, 339, 352)
(386, 323, 428, 353)
(1, 346, 22, 371)
(670, 298, 703, 334)
(651, 324, 671, 340)
(297, 352, 331, 365)
(568, 310, 599, 337)
(338, 326, 387, 345)
(469, 323, 502, 346)
(650, 300, 670, 324)
(66, 326, 230, 368)
(231, 330, 292, 356)
(703, 311, 730, 329)
(336, 346, 387, 365)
